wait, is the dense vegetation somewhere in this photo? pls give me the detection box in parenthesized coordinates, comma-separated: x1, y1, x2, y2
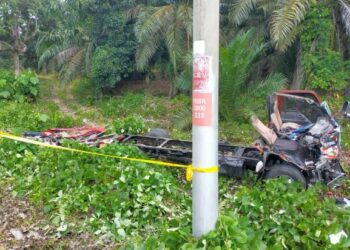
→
(0, 76, 349, 248)
(1, 1, 350, 100)
(1, 0, 350, 248)
(0, 69, 40, 102)
(0, 98, 350, 248)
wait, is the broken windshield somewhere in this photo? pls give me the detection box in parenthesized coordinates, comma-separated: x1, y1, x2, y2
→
(276, 93, 328, 125)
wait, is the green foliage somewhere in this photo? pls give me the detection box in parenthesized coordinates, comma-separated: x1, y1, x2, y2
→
(0, 138, 190, 242)
(303, 50, 350, 90)
(71, 77, 97, 105)
(92, 45, 134, 89)
(132, 3, 192, 72)
(1, 89, 350, 248)
(219, 121, 258, 145)
(270, 0, 313, 51)
(13, 71, 40, 101)
(219, 30, 286, 122)
(113, 115, 147, 135)
(127, 178, 350, 249)
(226, 0, 313, 51)
(98, 93, 146, 118)
(0, 69, 15, 83)
(0, 101, 78, 134)
(130, 2, 192, 95)
(0, 69, 40, 102)
(0, 0, 40, 72)
(301, 4, 350, 91)
(36, 1, 138, 85)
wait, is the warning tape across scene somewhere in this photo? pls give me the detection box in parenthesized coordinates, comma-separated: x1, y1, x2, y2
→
(0, 131, 218, 181)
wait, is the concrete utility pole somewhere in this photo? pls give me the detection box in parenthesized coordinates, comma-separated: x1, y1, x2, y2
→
(192, 0, 219, 238)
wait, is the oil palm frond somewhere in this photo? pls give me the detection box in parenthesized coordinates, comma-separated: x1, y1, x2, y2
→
(134, 3, 192, 75)
(55, 46, 82, 68)
(60, 47, 85, 83)
(270, 0, 311, 51)
(229, 0, 258, 26)
(173, 107, 192, 131)
(135, 35, 163, 71)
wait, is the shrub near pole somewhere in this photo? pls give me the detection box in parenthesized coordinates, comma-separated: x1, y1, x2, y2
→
(192, 0, 219, 238)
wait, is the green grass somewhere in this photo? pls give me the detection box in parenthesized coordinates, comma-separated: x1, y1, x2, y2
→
(2, 75, 350, 248)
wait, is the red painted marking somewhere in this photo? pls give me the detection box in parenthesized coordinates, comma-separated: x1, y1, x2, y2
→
(193, 55, 210, 91)
(192, 92, 212, 126)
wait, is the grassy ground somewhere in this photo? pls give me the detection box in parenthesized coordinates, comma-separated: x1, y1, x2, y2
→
(39, 74, 258, 144)
(39, 75, 350, 155)
(1, 75, 350, 249)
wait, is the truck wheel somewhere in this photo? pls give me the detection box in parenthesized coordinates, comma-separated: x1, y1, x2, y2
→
(265, 164, 307, 188)
(146, 128, 170, 138)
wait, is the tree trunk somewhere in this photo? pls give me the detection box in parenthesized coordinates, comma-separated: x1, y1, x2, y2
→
(291, 43, 304, 90)
(168, 83, 177, 99)
(334, 6, 350, 96)
(13, 51, 21, 76)
(12, 24, 21, 76)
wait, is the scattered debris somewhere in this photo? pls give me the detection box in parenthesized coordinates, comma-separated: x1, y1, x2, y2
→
(329, 230, 348, 245)
(9, 229, 24, 241)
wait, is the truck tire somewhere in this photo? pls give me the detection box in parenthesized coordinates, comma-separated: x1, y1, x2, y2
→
(265, 163, 307, 188)
(146, 128, 170, 138)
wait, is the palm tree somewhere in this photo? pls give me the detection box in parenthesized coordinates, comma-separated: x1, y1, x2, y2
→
(36, 27, 94, 83)
(128, 1, 192, 97)
(35, 0, 96, 84)
(0, 1, 39, 75)
(173, 30, 287, 128)
(227, 0, 350, 89)
(226, 0, 312, 52)
(220, 30, 287, 120)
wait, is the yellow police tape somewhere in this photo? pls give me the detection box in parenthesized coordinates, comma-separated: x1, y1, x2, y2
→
(0, 131, 218, 181)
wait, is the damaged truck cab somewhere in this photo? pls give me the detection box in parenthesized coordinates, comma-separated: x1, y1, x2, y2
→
(254, 90, 349, 187)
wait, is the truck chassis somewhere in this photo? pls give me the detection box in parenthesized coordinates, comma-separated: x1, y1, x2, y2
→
(119, 135, 262, 178)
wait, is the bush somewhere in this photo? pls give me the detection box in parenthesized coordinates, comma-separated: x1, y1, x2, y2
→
(113, 115, 147, 135)
(13, 71, 40, 101)
(0, 69, 15, 100)
(0, 68, 15, 83)
(219, 31, 286, 122)
(0, 69, 40, 102)
(301, 4, 350, 91)
(92, 45, 134, 89)
(98, 93, 146, 118)
(0, 101, 79, 134)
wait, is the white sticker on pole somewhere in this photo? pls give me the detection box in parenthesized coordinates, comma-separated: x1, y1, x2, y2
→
(193, 40, 213, 126)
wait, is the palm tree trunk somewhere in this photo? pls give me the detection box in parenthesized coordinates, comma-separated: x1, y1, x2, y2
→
(13, 50, 21, 76)
(168, 83, 177, 98)
(291, 43, 304, 90)
(12, 24, 21, 76)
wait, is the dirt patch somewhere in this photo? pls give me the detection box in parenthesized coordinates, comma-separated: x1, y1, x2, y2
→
(40, 77, 103, 127)
(0, 184, 108, 249)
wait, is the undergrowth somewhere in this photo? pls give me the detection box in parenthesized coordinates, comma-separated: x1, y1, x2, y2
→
(1, 77, 350, 248)
(0, 69, 40, 102)
(0, 101, 80, 134)
(1, 135, 350, 248)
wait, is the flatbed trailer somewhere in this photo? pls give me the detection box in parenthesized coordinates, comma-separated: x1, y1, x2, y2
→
(119, 135, 262, 178)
